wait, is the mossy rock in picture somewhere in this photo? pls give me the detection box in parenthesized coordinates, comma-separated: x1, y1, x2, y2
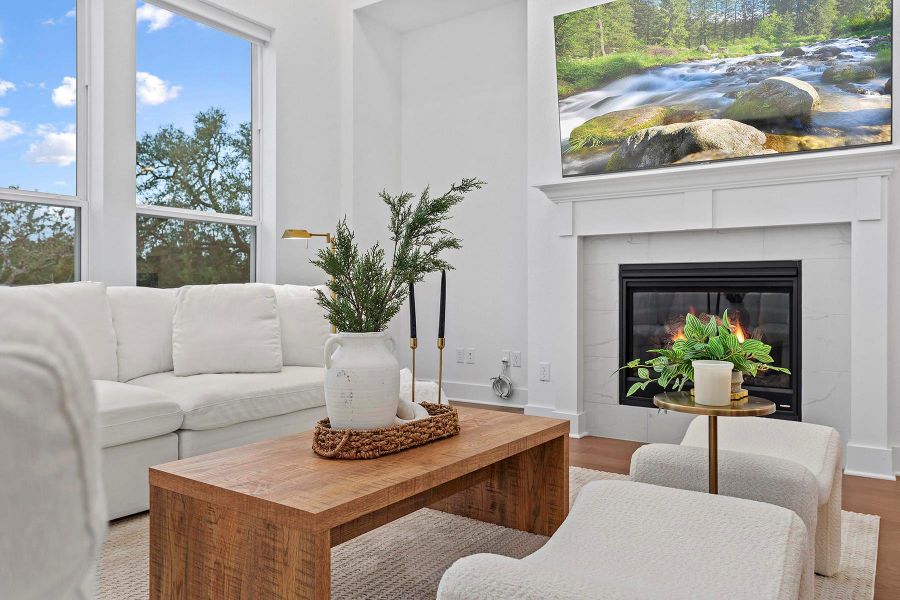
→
(568, 106, 670, 150)
(724, 76, 820, 121)
(606, 118, 767, 171)
(822, 64, 877, 83)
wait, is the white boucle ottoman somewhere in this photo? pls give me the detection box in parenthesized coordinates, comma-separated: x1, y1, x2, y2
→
(437, 480, 809, 600)
(631, 443, 818, 596)
(680, 416, 843, 576)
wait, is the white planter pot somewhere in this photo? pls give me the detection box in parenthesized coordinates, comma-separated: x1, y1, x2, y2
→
(691, 360, 733, 406)
(324, 332, 400, 430)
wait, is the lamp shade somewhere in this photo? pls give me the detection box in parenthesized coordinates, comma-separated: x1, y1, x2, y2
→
(282, 229, 313, 239)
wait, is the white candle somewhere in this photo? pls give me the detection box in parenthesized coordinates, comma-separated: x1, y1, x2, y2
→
(692, 360, 733, 406)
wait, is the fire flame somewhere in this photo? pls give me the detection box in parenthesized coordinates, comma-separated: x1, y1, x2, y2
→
(668, 314, 748, 343)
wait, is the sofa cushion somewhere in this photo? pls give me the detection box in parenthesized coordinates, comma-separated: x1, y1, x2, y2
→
(94, 381, 183, 448)
(172, 284, 283, 376)
(0, 281, 118, 381)
(107, 286, 176, 382)
(128, 366, 325, 430)
(274, 284, 331, 367)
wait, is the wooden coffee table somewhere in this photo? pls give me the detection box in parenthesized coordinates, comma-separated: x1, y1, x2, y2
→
(149, 407, 569, 599)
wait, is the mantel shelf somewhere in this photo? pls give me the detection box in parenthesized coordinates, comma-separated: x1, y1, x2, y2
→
(535, 145, 900, 204)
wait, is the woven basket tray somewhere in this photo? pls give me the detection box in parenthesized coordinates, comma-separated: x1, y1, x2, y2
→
(312, 402, 460, 459)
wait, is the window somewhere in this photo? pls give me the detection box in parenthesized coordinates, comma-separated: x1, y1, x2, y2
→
(0, 200, 76, 285)
(0, 1, 83, 285)
(135, 2, 257, 288)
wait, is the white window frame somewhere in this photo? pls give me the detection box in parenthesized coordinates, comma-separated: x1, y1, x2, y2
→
(134, 0, 274, 284)
(0, 0, 90, 280)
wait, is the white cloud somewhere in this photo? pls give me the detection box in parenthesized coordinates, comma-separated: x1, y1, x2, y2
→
(136, 4, 175, 32)
(0, 36, 5, 45)
(52, 76, 77, 107)
(136, 71, 181, 106)
(26, 124, 76, 167)
(0, 108, 9, 117)
(0, 120, 23, 141)
(0, 80, 16, 96)
(43, 8, 76, 26)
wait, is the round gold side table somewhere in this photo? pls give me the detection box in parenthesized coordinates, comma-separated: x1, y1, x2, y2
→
(653, 391, 776, 494)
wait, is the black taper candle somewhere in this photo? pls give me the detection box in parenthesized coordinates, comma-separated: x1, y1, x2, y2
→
(409, 280, 417, 339)
(438, 270, 446, 339)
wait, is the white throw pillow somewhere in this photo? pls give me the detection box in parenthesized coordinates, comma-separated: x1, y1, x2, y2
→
(0, 281, 118, 381)
(107, 286, 176, 382)
(274, 284, 331, 367)
(172, 284, 283, 376)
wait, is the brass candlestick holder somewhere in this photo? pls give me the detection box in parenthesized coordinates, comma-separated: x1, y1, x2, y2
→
(437, 337, 445, 405)
(409, 337, 417, 403)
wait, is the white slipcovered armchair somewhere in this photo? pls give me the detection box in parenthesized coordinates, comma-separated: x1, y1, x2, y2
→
(633, 415, 842, 576)
(438, 480, 810, 600)
(0, 293, 107, 600)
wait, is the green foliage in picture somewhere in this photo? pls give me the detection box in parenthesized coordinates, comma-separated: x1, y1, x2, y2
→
(554, 0, 892, 99)
(311, 178, 485, 333)
(617, 310, 791, 397)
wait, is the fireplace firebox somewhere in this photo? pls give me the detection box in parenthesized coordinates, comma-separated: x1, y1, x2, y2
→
(619, 261, 801, 420)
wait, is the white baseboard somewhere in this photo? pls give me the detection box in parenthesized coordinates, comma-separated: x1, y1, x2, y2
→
(524, 405, 587, 437)
(845, 443, 896, 480)
(894, 445, 900, 476)
(442, 379, 527, 409)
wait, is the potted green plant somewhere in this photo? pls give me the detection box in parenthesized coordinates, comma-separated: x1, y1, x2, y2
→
(618, 310, 790, 399)
(312, 178, 484, 430)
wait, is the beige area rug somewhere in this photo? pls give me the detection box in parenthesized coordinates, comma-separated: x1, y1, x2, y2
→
(98, 467, 879, 600)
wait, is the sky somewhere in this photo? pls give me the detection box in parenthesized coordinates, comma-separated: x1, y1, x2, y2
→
(0, 1, 251, 197)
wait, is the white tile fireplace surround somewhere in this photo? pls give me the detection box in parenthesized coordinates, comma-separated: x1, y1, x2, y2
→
(527, 148, 900, 480)
(582, 225, 848, 441)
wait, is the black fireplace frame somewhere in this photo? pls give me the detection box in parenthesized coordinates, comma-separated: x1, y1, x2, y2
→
(618, 261, 802, 420)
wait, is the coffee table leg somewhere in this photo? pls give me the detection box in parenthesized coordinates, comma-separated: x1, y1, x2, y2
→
(432, 433, 569, 535)
(708, 415, 718, 494)
(150, 485, 331, 599)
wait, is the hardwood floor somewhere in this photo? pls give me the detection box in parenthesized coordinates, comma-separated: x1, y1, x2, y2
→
(570, 436, 900, 599)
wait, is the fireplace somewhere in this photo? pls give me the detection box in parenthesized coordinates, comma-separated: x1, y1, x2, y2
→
(619, 261, 801, 419)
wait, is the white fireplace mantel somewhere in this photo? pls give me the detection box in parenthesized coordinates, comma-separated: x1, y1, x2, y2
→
(528, 147, 900, 479)
(537, 146, 900, 206)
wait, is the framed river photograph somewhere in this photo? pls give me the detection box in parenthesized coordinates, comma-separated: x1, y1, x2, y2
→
(554, 0, 893, 177)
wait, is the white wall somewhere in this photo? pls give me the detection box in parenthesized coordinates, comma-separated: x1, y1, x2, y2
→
(398, 0, 529, 404)
(203, 0, 344, 286)
(349, 0, 529, 406)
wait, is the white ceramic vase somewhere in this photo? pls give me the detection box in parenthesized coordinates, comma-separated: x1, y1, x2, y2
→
(324, 332, 400, 430)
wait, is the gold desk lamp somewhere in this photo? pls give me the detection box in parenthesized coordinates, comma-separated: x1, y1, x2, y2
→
(282, 229, 336, 333)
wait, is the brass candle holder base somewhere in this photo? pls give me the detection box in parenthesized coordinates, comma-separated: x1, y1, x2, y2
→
(437, 337, 445, 405)
(410, 337, 417, 403)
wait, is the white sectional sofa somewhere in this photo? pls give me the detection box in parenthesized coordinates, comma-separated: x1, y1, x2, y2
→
(0, 281, 330, 519)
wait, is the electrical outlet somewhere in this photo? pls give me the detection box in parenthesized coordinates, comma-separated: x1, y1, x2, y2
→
(511, 351, 522, 367)
(501, 350, 511, 364)
(539, 362, 551, 381)
(455, 348, 465, 363)
(465, 348, 476, 364)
